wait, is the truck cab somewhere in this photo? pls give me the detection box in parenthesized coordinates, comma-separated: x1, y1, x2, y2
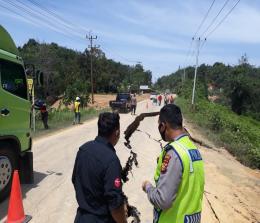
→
(109, 93, 131, 113)
(0, 25, 33, 201)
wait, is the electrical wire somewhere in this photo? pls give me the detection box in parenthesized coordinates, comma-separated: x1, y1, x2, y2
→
(199, 38, 207, 51)
(194, 0, 216, 38)
(1, 0, 138, 64)
(101, 46, 141, 64)
(206, 0, 241, 38)
(17, 0, 83, 38)
(200, 0, 231, 38)
(183, 0, 216, 68)
(12, 0, 84, 39)
(0, 3, 37, 26)
(0, 0, 84, 43)
(183, 38, 195, 65)
(26, 0, 89, 34)
(200, 0, 241, 51)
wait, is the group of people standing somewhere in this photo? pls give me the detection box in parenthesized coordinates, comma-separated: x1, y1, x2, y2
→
(154, 93, 175, 106)
(33, 96, 82, 130)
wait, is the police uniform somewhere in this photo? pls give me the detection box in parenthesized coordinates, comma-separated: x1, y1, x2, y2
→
(72, 136, 125, 223)
(145, 134, 204, 223)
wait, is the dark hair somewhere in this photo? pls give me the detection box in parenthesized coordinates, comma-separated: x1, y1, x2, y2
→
(159, 104, 183, 129)
(98, 112, 120, 137)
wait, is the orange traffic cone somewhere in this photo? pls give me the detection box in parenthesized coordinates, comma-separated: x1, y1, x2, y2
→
(6, 170, 32, 223)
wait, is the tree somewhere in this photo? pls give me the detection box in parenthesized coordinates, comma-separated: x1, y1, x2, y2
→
(155, 62, 260, 120)
(19, 39, 153, 102)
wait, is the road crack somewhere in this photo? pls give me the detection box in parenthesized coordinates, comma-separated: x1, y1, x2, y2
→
(204, 192, 221, 222)
(136, 129, 163, 148)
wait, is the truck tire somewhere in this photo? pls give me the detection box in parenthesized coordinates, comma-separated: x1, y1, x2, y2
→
(0, 143, 18, 202)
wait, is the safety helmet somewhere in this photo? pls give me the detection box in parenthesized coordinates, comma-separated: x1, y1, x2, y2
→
(76, 97, 80, 101)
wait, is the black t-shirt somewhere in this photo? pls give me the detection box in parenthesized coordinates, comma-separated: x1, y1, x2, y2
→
(72, 136, 124, 223)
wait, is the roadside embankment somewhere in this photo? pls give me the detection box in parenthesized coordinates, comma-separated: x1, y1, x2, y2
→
(176, 97, 260, 169)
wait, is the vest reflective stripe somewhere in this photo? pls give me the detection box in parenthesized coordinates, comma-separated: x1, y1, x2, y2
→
(154, 136, 204, 223)
(184, 212, 201, 223)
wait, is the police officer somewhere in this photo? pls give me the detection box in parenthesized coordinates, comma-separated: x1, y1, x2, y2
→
(142, 104, 205, 223)
(72, 112, 127, 223)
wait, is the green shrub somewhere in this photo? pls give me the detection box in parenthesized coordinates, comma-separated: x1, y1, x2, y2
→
(176, 97, 260, 169)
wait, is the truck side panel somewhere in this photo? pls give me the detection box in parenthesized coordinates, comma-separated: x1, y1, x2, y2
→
(0, 58, 31, 152)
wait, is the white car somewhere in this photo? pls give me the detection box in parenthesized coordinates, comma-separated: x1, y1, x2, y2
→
(150, 92, 158, 100)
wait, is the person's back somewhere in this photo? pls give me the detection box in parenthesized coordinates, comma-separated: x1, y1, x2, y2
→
(73, 97, 81, 124)
(72, 112, 127, 223)
(72, 138, 123, 222)
(142, 104, 204, 223)
(74, 100, 80, 113)
(131, 96, 137, 105)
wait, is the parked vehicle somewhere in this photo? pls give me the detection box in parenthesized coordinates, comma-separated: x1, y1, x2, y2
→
(150, 92, 158, 100)
(109, 93, 131, 113)
(0, 25, 33, 201)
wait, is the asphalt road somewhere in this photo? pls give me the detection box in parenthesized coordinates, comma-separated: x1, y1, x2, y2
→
(0, 100, 259, 223)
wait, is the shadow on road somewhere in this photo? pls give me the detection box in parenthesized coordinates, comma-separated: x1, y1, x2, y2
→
(0, 171, 48, 221)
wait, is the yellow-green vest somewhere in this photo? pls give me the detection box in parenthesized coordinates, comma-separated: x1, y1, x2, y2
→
(74, 101, 80, 113)
(154, 135, 204, 223)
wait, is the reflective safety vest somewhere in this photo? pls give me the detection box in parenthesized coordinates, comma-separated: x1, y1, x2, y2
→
(74, 101, 80, 113)
(154, 136, 205, 223)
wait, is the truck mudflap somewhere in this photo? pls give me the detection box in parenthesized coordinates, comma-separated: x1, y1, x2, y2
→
(19, 151, 34, 184)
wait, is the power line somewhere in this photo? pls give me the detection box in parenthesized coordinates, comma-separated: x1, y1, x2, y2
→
(206, 0, 241, 38)
(14, 0, 84, 39)
(0, 3, 37, 27)
(19, 0, 83, 38)
(199, 38, 207, 51)
(200, 0, 231, 38)
(0, 0, 85, 42)
(31, 0, 140, 64)
(101, 45, 141, 64)
(26, 0, 88, 34)
(1, 0, 138, 66)
(199, 0, 240, 50)
(194, 0, 216, 38)
(2, 0, 73, 38)
(183, 0, 216, 69)
(183, 38, 195, 66)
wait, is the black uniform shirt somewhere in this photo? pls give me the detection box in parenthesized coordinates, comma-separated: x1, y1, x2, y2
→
(72, 136, 124, 223)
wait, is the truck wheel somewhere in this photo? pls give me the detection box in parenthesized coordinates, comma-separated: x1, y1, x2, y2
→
(0, 144, 18, 202)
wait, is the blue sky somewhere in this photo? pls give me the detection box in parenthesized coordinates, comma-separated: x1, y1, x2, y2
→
(1, 0, 260, 80)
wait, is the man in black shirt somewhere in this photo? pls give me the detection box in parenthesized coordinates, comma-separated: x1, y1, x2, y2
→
(72, 112, 127, 223)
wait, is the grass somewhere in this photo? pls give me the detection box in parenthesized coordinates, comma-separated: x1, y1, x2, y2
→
(32, 107, 111, 138)
(176, 97, 260, 169)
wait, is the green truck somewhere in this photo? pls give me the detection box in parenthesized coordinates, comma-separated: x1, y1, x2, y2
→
(0, 25, 33, 201)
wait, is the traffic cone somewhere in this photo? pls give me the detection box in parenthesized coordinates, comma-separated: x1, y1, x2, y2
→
(6, 170, 32, 223)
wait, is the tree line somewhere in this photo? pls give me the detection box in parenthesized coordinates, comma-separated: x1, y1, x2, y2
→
(19, 39, 152, 105)
(155, 59, 260, 121)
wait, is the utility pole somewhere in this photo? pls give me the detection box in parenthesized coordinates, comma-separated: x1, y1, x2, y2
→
(182, 67, 186, 85)
(86, 34, 99, 104)
(191, 38, 201, 105)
